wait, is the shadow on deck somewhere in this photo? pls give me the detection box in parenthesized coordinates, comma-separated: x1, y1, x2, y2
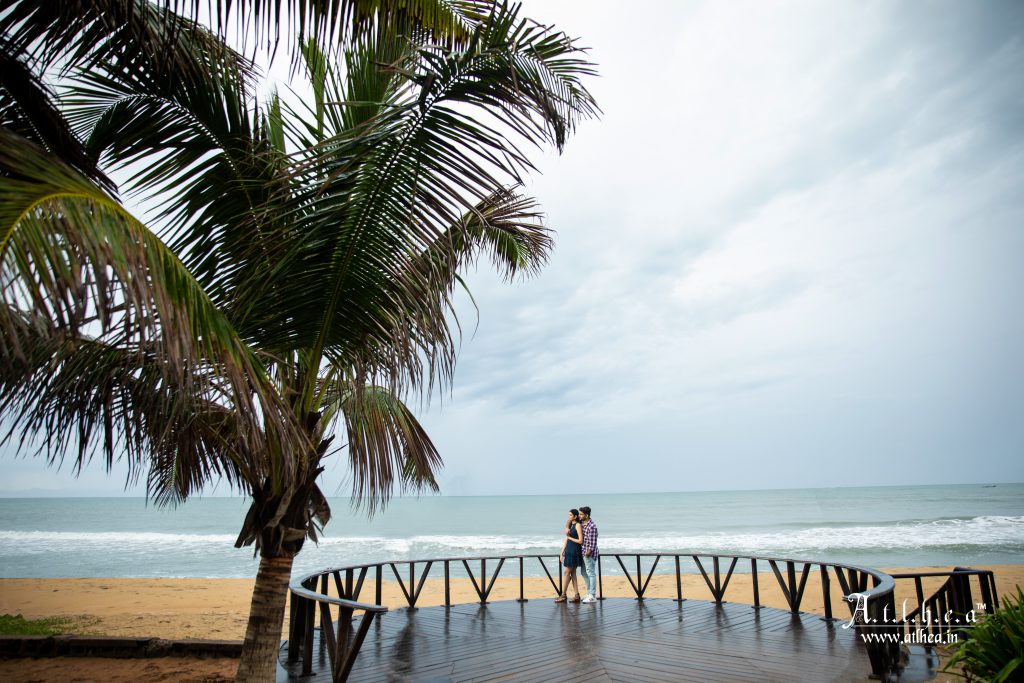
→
(278, 598, 874, 683)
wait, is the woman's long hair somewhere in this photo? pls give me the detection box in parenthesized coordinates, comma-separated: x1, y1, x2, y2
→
(567, 509, 580, 532)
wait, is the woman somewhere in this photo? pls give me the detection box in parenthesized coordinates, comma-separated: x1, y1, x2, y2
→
(556, 509, 585, 603)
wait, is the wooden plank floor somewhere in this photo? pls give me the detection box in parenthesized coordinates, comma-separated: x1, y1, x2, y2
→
(278, 598, 874, 683)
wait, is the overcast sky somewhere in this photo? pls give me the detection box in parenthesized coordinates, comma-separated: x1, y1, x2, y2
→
(2, 0, 1023, 497)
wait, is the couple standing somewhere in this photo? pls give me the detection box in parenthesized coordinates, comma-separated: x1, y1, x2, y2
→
(556, 506, 599, 604)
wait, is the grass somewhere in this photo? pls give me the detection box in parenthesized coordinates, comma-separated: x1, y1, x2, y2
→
(0, 613, 99, 636)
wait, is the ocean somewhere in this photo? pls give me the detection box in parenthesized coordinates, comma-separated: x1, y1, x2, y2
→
(0, 484, 1021, 579)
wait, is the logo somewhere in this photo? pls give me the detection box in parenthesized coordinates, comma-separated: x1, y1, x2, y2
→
(842, 592, 982, 646)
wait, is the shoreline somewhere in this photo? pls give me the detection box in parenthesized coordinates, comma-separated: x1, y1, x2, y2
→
(2, 564, 1020, 641)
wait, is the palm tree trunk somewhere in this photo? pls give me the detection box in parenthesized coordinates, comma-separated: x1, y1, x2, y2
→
(236, 552, 294, 682)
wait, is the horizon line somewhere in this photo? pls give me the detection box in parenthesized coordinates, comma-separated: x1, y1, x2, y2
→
(1, 480, 1021, 500)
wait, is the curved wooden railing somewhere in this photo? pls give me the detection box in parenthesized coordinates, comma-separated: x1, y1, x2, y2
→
(287, 572, 388, 681)
(288, 552, 899, 682)
(890, 567, 999, 642)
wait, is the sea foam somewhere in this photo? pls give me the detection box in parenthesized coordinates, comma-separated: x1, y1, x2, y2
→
(5, 515, 1020, 559)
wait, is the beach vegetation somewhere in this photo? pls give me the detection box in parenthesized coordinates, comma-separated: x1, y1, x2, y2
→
(943, 586, 1024, 682)
(0, 1, 597, 680)
(0, 613, 99, 636)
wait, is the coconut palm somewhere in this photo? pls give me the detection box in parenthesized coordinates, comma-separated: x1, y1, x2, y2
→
(0, 1, 597, 679)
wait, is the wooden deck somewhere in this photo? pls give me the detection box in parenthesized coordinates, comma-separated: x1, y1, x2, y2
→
(277, 598, 875, 682)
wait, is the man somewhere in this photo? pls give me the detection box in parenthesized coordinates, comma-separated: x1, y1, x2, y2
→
(578, 506, 599, 603)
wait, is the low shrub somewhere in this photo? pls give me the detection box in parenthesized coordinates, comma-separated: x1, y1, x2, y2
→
(943, 587, 1024, 682)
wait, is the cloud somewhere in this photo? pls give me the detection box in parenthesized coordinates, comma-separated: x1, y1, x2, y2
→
(411, 0, 1024, 492)
(4, 0, 1023, 496)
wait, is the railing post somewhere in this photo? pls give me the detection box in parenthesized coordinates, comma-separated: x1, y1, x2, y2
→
(319, 574, 335, 658)
(786, 561, 797, 613)
(675, 555, 683, 603)
(938, 590, 949, 638)
(444, 560, 451, 607)
(558, 556, 564, 597)
(408, 562, 416, 609)
(857, 590, 899, 680)
(751, 559, 761, 609)
(882, 590, 900, 675)
(598, 555, 604, 600)
(914, 576, 925, 618)
(517, 556, 527, 603)
(302, 586, 315, 676)
(820, 565, 833, 622)
(287, 594, 305, 662)
(988, 572, 1000, 610)
(713, 556, 721, 600)
(951, 567, 974, 620)
(979, 571, 995, 613)
(334, 605, 352, 679)
(636, 555, 643, 601)
(336, 611, 378, 682)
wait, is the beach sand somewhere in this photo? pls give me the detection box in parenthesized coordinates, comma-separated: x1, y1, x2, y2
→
(1, 564, 1020, 681)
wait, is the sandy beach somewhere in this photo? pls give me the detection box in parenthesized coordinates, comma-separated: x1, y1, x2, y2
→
(1, 564, 1020, 680)
(3, 564, 1020, 640)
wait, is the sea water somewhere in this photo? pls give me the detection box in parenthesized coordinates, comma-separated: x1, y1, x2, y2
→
(0, 484, 1021, 578)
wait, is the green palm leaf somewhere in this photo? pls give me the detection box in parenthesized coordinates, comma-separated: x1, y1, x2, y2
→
(0, 0, 256, 85)
(3, 2, 598, 677)
(0, 130, 302, 498)
(266, 2, 594, 387)
(0, 318, 252, 504)
(329, 381, 442, 511)
(0, 39, 113, 192)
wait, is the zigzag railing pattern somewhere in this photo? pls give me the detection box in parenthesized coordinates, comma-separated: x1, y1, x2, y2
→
(890, 568, 999, 641)
(289, 552, 908, 682)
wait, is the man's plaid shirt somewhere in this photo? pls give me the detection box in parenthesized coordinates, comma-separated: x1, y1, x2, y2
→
(581, 519, 599, 558)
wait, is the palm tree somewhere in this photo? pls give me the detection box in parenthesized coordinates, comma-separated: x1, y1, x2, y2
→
(0, 1, 597, 679)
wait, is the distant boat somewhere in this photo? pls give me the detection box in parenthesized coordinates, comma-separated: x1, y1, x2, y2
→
(982, 484, 997, 488)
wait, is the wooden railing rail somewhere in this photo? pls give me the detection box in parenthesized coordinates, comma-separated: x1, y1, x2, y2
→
(289, 552, 899, 682)
(598, 553, 899, 677)
(287, 573, 388, 681)
(890, 567, 999, 641)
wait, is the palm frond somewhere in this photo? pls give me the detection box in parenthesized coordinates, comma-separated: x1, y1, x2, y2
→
(328, 381, 441, 511)
(62, 24, 296, 314)
(0, 0, 478, 79)
(0, 130, 303, 500)
(0, 39, 114, 193)
(255, 2, 594, 396)
(0, 0, 257, 88)
(3, 0, 267, 286)
(2, 0, 596, 527)
(0, 311, 252, 504)
(413, 187, 551, 282)
(198, 0, 478, 59)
